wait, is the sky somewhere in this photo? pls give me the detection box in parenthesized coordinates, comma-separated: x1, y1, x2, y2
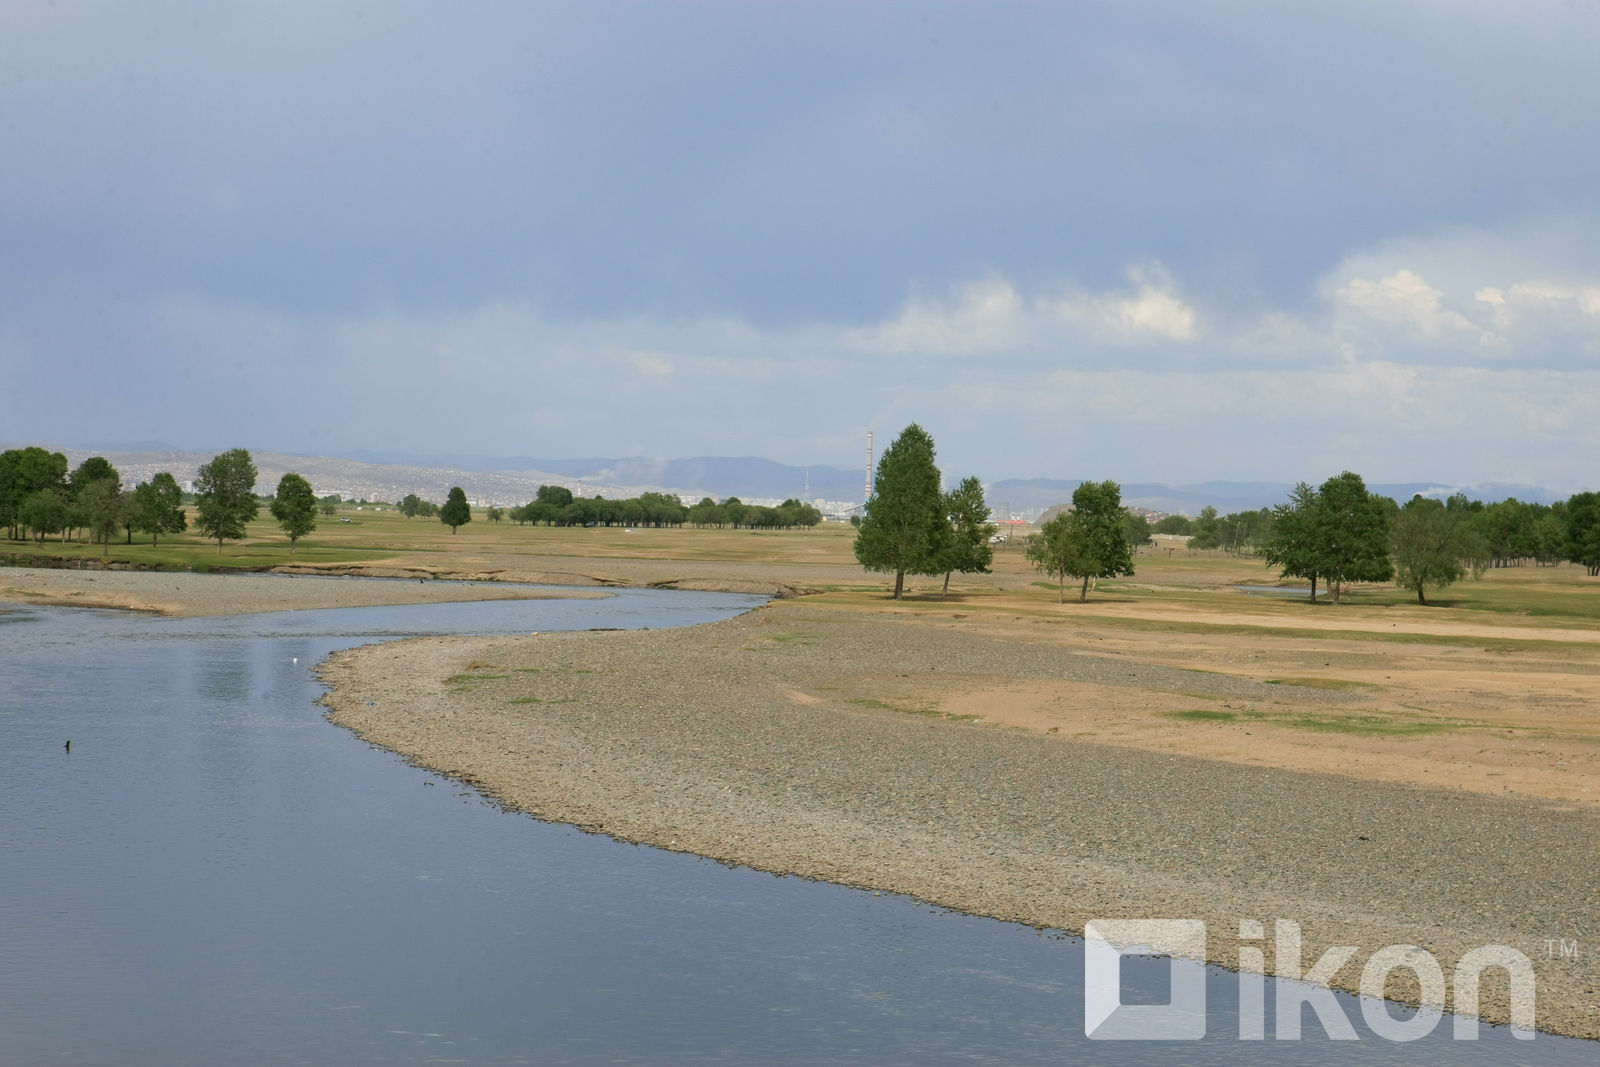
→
(4, 0, 1600, 489)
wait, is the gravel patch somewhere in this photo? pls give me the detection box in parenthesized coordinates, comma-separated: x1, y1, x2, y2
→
(322, 605, 1600, 1040)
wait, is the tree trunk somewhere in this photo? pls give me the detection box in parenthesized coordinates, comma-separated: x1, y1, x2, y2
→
(217, 538, 223, 555)
(942, 571, 951, 596)
(1058, 573, 1065, 603)
(1417, 585, 1427, 606)
(1079, 575, 1090, 602)
(102, 538, 108, 557)
(893, 569, 905, 599)
(1331, 578, 1342, 604)
(1309, 576, 1317, 603)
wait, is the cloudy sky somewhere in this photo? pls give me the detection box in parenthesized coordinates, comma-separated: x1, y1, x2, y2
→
(5, 1, 1600, 488)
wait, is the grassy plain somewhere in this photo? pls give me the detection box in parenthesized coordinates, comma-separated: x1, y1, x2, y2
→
(8, 507, 1600, 806)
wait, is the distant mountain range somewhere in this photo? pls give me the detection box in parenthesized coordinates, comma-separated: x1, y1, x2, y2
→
(8, 442, 1569, 515)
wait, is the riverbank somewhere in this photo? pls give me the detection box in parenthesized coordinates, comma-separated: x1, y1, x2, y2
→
(321, 600, 1600, 1040)
(0, 566, 605, 617)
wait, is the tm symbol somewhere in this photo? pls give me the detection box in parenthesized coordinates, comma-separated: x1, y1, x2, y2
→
(1544, 938, 1580, 960)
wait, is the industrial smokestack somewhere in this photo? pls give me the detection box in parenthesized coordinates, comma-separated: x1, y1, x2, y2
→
(864, 431, 874, 501)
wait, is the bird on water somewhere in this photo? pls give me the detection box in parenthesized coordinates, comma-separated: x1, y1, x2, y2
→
(64, 740, 71, 753)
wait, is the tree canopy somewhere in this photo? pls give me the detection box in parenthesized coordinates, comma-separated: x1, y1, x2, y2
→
(131, 473, 187, 546)
(1025, 480, 1134, 602)
(852, 423, 948, 599)
(1391, 496, 1489, 604)
(937, 475, 996, 594)
(440, 486, 472, 534)
(193, 448, 260, 554)
(270, 472, 318, 552)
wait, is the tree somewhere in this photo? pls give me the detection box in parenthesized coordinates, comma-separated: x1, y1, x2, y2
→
(319, 495, 341, 517)
(487, 506, 504, 523)
(1121, 511, 1154, 551)
(70, 456, 119, 498)
(440, 486, 472, 534)
(1565, 492, 1600, 576)
(537, 484, 575, 509)
(20, 488, 68, 543)
(194, 448, 260, 554)
(1261, 482, 1323, 601)
(1025, 480, 1134, 602)
(131, 473, 187, 546)
(1391, 496, 1489, 605)
(270, 472, 318, 553)
(1152, 514, 1191, 535)
(400, 493, 422, 518)
(852, 423, 948, 599)
(78, 478, 125, 555)
(1315, 471, 1394, 603)
(938, 475, 996, 595)
(1188, 506, 1222, 550)
(0, 447, 68, 540)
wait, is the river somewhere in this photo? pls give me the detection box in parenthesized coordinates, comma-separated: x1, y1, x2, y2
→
(0, 584, 1583, 1063)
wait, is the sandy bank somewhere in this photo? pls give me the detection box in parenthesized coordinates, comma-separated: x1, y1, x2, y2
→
(321, 603, 1600, 1039)
(0, 566, 605, 617)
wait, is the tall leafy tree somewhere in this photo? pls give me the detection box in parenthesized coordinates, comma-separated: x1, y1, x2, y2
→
(1316, 471, 1394, 603)
(69, 457, 119, 500)
(1187, 506, 1222, 550)
(400, 493, 422, 518)
(1024, 480, 1134, 602)
(937, 475, 996, 595)
(20, 488, 68, 543)
(1391, 496, 1489, 605)
(194, 448, 260, 554)
(440, 486, 472, 534)
(1261, 482, 1323, 601)
(131, 473, 187, 546)
(536, 484, 575, 508)
(852, 423, 948, 599)
(270, 472, 319, 553)
(1565, 492, 1600, 576)
(78, 478, 125, 554)
(1, 447, 68, 540)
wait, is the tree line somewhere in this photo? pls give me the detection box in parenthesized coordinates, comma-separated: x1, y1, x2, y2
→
(1156, 492, 1583, 575)
(1, 445, 321, 555)
(1147, 472, 1600, 603)
(399, 483, 824, 530)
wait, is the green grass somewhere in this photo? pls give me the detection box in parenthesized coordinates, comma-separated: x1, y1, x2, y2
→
(1164, 705, 1489, 738)
(446, 672, 507, 684)
(509, 696, 543, 705)
(1265, 677, 1384, 691)
(1166, 708, 1239, 722)
(847, 697, 979, 723)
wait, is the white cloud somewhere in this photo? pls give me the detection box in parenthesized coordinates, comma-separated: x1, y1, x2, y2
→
(849, 269, 1199, 355)
(1333, 269, 1493, 345)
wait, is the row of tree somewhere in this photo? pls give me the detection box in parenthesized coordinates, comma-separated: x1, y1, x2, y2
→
(1, 446, 325, 554)
(1162, 493, 1584, 573)
(1150, 473, 1600, 603)
(1, 446, 188, 552)
(399, 483, 825, 531)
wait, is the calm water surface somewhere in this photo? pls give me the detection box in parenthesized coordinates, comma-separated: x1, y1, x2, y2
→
(0, 582, 1586, 1064)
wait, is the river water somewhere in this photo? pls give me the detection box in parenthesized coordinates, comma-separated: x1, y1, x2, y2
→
(0, 584, 1586, 1064)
